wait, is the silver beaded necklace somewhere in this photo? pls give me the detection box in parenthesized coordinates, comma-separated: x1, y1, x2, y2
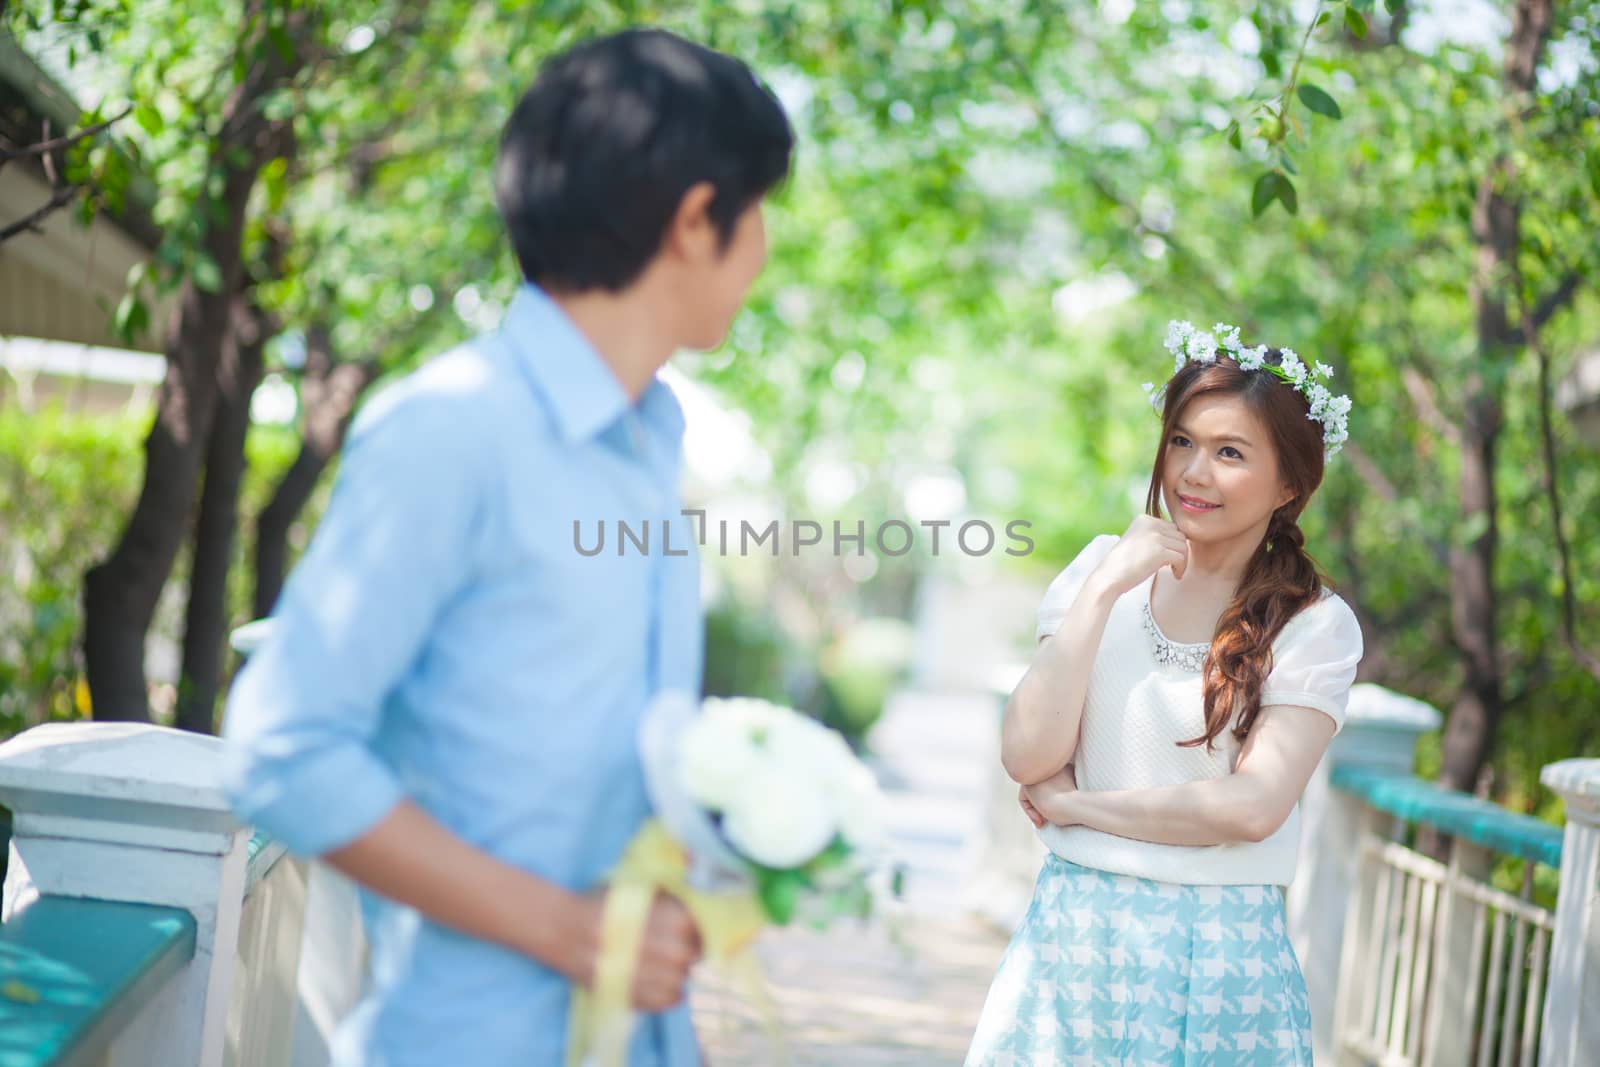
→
(1141, 588, 1211, 672)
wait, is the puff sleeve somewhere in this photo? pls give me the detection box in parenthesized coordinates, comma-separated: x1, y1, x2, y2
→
(1035, 533, 1121, 643)
(1260, 592, 1365, 733)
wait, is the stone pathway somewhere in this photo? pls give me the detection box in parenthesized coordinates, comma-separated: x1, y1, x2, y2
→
(693, 686, 1026, 1065)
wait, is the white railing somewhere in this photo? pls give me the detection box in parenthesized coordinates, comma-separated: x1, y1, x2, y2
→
(1334, 833, 1556, 1067)
(0, 722, 364, 1067)
(1290, 685, 1600, 1067)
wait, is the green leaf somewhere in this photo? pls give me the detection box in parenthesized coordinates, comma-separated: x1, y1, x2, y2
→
(755, 868, 809, 925)
(1315, 10, 1332, 28)
(1225, 120, 1243, 151)
(803, 836, 852, 873)
(268, 26, 296, 66)
(192, 253, 224, 294)
(1298, 83, 1343, 120)
(1453, 511, 1490, 548)
(135, 103, 164, 136)
(1345, 6, 1369, 39)
(1251, 172, 1279, 218)
(1251, 171, 1299, 217)
(113, 293, 148, 342)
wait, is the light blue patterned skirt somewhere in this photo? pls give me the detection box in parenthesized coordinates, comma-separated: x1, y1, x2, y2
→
(966, 856, 1314, 1066)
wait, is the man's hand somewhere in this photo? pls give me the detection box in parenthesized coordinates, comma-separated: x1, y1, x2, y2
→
(572, 889, 704, 1013)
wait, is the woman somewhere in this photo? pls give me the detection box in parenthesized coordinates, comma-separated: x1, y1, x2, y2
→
(966, 321, 1361, 1066)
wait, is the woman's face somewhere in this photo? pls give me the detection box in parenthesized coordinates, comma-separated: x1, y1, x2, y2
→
(1160, 392, 1295, 544)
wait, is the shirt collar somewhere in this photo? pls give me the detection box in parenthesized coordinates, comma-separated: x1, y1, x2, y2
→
(499, 283, 682, 446)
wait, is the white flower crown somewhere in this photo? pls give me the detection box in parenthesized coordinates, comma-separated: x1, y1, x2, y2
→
(1141, 320, 1352, 460)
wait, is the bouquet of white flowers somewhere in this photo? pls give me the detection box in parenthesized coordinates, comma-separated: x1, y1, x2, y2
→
(569, 691, 887, 1067)
(669, 694, 883, 923)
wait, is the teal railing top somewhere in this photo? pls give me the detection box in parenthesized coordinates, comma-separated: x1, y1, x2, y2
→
(0, 896, 196, 1067)
(1330, 764, 1565, 868)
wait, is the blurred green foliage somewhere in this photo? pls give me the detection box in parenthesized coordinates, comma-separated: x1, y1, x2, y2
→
(4, 0, 1598, 806)
(0, 405, 321, 733)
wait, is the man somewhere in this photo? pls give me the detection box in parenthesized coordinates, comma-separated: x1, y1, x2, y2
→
(222, 28, 793, 1066)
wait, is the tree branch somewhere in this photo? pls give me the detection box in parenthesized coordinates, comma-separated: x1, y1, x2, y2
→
(1513, 270, 1583, 341)
(1525, 297, 1600, 680)
(0, 181, 81, 242)
(0, 105, 131, 164)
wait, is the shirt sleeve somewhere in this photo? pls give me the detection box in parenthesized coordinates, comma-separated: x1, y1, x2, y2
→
(220, 374, 496, 857)
(1035, 533, 1121, 642)
(1259, 592, 1365, 734)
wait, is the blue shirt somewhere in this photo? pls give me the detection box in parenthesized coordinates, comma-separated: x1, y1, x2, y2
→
(221, 284, 705, 1067)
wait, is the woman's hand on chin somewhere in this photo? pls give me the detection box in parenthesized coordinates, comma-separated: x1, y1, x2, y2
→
(1092, 514, 1190, 595)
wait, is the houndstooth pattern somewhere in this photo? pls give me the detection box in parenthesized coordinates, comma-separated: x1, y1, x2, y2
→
(966, 857, 1314, 1066)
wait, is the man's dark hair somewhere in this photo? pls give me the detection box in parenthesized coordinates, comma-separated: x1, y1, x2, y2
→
(494, 29, 794, 292)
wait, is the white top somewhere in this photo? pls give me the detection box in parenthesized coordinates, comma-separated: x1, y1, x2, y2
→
(1032, 533, 1364, 887)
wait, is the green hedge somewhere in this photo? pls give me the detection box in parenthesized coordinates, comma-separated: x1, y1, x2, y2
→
(0, 406, 309, 736)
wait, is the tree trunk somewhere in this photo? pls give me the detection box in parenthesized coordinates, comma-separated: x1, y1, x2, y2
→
(174, 298, 270, 734)
(81, 7, 304, 721)
(254, 325, 378, 617)
(1436, 0, 1554, 794)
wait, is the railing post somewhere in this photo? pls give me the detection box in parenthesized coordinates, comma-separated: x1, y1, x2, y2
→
(1420, 840, 1493, 1067)
(0, 722, 258, 1067)
(1538, 758, 1600, 1067)
(1289, 683, 1441, 1066)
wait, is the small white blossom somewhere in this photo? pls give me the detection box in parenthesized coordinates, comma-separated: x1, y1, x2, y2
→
(1279, 349, 1307, 384)
(1238, 344, 1268, 370)
(1314, 360, 1335, 380)
(1213, 323, 1242, 354)
(1187, 331, 1218, 363)
(1164, 320, 1194, 358)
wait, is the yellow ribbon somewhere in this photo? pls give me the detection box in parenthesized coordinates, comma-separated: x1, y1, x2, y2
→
(567, 819, 777, 1067)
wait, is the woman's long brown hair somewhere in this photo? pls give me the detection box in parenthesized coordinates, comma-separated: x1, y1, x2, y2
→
(1143, 349, 1335, 751)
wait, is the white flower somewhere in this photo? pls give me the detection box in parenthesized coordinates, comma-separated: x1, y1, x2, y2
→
(1279, 348, 1307, 384)
(1141, 381, 1164, 411)
(1238, 344, 1268, 370)
(1187, 331, 1218, 363)
(1164, 320, 1194, 357)
(721, 765, 838, 868)
(831, 761, 884, 850)
(764, 713, 883, 847)
(679, 699, 777, 811)
(1314, 360, 1335, 380)
(1213, 323, 1242, 354)
(679, 696, 882, 867)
